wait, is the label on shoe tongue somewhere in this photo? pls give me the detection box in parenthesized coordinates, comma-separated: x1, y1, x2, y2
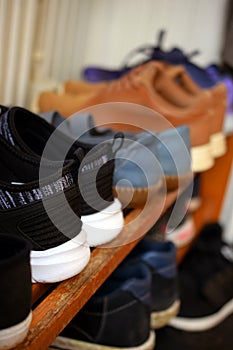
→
(0, 112, 15, 146)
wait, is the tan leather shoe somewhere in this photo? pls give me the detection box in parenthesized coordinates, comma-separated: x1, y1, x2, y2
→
(38, 62, 214, 172)
(64, 80, 104, 95)
(65, 64, 227, 159)
(163, 65, 227, 158)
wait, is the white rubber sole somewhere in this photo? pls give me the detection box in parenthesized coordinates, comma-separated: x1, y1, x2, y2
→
(0, 311, 32, 349)
(81, 198, 124, 247)
(151, 299, 180, 329)
(166, 216, 195, 248)
(224, 113, 233, 135)
(31, 229, 90, 283)
(191, 143, 214, 172)
(210, 132, 227, 158)
(49, 330, 155, 350)
(169, 297, 233, 332)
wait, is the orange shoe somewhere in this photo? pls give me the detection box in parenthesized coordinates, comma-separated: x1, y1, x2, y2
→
(64, 80, 104, 95)
(163, 65, 227, 158)
(38, 62, 214, 172)
(64, 63, 227, 159)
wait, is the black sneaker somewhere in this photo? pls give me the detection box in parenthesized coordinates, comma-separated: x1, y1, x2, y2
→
(0, 106, 124, 246)
(0, 134, 90, 283)
(50, 262, 155, 349)
(0, 234, 32, 349)
(169, 223, 233, 331)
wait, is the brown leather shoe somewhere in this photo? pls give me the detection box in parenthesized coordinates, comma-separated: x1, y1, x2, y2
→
(163, 65, 227, 158)
(38, 62, 214, 172)
(64, 64, 227, 160)
(64, 80, 104, 95)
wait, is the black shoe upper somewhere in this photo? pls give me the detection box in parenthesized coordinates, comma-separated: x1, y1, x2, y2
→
(124, 239, 179, 313)
(0, 234, 32, 329)
(60, 262, 152, 347)
(0, 134, 82, 250)
(0, 106, 115, 215)
(178, 223, 233, 318)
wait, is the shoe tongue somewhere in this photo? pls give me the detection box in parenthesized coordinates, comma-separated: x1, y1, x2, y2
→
(0, 109, 17, 147)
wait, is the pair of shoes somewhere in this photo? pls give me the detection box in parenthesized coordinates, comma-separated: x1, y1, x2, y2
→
(37, 61, 226, 172)
(64, 62, 227, 158)
(0, 106, 124, 283)
(58, 59, 227, 162)
(0, 234, 32, 349)
(169, 223, 233, 332)
(40, 110, 192, 205)
(80, 62, 227, 158)
(49, 239, 179, 349)
(67, 62, 227, 161)
(76, 29, 227, 160)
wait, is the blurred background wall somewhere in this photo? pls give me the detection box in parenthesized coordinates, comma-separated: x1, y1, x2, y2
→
(0, 0, 229, 107)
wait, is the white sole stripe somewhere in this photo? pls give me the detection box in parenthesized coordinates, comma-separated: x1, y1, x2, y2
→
(169, 297, 233, 332)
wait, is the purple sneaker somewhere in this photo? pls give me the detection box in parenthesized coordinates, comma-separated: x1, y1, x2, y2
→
(82, 30, 218, 89)
(206, 64, 233, 115)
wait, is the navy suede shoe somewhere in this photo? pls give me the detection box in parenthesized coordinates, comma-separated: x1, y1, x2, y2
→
(125, 239, 180, 329)
(50, 262, 155, 350)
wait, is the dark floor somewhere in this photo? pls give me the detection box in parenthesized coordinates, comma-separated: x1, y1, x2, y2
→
(155, 314, 233, 350)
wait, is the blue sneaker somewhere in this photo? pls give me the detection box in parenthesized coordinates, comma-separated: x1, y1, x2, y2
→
(125, 239, 180, 329)
(50, 262, 156, 350)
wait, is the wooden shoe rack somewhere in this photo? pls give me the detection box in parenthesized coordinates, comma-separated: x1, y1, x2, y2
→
(12, 135, 233, 350)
